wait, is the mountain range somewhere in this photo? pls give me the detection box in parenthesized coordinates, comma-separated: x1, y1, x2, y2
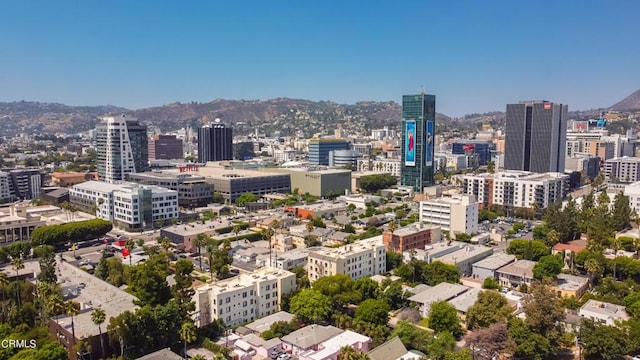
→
(0, 89, 638, 137)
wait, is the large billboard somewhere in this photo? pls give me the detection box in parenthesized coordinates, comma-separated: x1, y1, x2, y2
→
(425, 120, 434, 166)
(405, 121, 416, 167)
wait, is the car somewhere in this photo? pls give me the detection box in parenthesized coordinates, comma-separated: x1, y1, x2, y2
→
(277, 354, 290, 360)
(75, 255, 82, 260)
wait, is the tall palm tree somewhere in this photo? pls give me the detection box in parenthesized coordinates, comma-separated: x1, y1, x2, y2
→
(91, 307, 107, 360)
(65, 301, 80, 346)
(193, 233, 208, 270)
(48, 293, 64, 342)
(232, 224, 241, 240)
(11, 257, 24, 307)
(125, 239, 135, 266)
(205, 243, 216, 281)
(0, 272, 8, 321)
(584, 258, 601, 290)
(179, 321, 197, 359)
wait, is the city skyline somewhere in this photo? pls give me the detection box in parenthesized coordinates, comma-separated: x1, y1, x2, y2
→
(1, 1, 639, 117)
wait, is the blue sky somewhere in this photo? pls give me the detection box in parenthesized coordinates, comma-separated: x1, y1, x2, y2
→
(0, 1, 638, 116)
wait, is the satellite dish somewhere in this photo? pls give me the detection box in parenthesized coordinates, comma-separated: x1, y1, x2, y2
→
(214, 118, 221, 123)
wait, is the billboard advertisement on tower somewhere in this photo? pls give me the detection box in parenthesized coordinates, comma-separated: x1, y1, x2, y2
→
(405, 121, 416, 166)
(425, 120, 434, 166)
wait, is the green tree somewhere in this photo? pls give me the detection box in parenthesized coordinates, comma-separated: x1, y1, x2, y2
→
(579, 319, 630, 360)
(532, 254, 564, 280)
(464, 322, 515, 359)
(421, 261, 460, 286)
(180, 321, 197, 359)
(48, 292, 64, 338)
(312, 274, 360, 307)
(611, 192, 632, 232)
(353, 277, 379, 301)
(508, 317, 551, 360)
(481, 277, 500, 290)
(193, 233, 208, 270)
(261, 319, 300, 340)
(127, 254, 171, 306)
(11, 257, 24, 307)
(211, 239, 233, 279)
(355, 299, 390, 326)
(338, 346, 370, 360)
(386, 251, 403, 272)
(391, 321, 432, 353)
(466, 291, 512, 330)
(235, 192, 259, 206)
(65, 300, 80, 344)
(125, 239, 135, 266)
(522, 280, 565, 354)
(289, 289, 332, 323)
(428, 301, 464, 337)
(507, 239, 550, 261)
(172, 259, 196, 320)
(359, 174, 398, 193)
(91, 307, 107, 360)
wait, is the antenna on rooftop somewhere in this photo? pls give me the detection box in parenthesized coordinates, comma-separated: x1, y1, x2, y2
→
(420, 86, 425, 95)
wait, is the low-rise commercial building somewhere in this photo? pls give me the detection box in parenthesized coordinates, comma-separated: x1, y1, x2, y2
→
(127, 171, 214, 208)
(418, 195, 478, 239)
(408, 282, 470, 317)
(306, 237, 386, 282)
(0, 204, 47, 246)
(260, 167, 351, 198)
(70, 181, 178, 230)
(192, 268, 296, 327)
(383, 224, 441, 253)
(51, 172, 93, 187)
(284, 202, 348, 219)
(337, 194, 381, 210)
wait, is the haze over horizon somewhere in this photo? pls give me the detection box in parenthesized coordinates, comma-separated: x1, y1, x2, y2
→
(1, 0, 639, 117)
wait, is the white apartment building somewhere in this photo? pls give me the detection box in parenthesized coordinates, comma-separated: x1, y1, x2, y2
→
(192, 268, 296, 327)
(95, 115, 148, 182)
(624, 182, 640, 214)
(306, 236, 386, 282)
(356, 159, 401, 177)
(273, 149, 297, 164)
(579, 299, 630, 327)
(461, 171, 569, 210)
(69, 181, 178, 230)
(604, 157, 640, 183)
(419, 195, 478, 238)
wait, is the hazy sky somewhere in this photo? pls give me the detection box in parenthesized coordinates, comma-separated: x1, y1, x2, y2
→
(0, 1, 638, 116)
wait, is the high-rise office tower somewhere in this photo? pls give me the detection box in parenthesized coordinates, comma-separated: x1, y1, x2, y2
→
(401, 93, 436, 192)
(308, 139, 349, 165)
(96, 115, 149, 182)
(149, 135, 184, 160)
(504, 101, 568, 173)
(197, 119, 233, 163)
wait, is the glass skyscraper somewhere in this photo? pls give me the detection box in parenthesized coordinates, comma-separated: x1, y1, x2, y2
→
(308, 139, 349, 165)
(198, 120, 233, 163)
(401, 93, 436, 192)
(504, 101, 568, 173)
(96, 115, 149, 183)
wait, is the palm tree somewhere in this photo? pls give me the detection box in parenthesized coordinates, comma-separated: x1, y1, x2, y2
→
(338, 346, 370, 360)
(160, 237, 172, 253)
(191, 355, 207, 360)
(0, 272, 8, 321)
(179, 321, 197, 359)
(193, 233, 208, 270)
(65, 301, 80, 346)
(11, 257, 24, 307)
(75, 338, 92, 360)
(48, 293, 64, 342)
(125, 239, 135, 266)
(205, 243, 216, 281)
(305, 221, 315, 247)
(584, 258, 601, 289)
(232, 224, 241, 240)
(91, 307, 107, 360)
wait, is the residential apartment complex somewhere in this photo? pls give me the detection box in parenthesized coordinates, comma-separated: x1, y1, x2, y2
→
(382, 224, 441, 253)
(306, 237, 386, 282)
(461, 171, 569, 210)
(95, 115, 149, 182)
(192, 268, 296, 327)
(356, 159, 402, 177)
(70, 181, 178, 230)
(418, 195, 478, 238)
(604, 156, 640, 183)
(0, 168, 44, 202)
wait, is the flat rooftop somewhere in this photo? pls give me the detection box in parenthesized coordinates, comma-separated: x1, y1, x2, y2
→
(436, 245, 493, 264)
(162, 219, 234, 237)
(580, 299, 630, 320)
(447, 288, 483, 313)
(194, 267, 294, 296)
(0, 259, 41, 279)
(472, 253, 516, 270)
(308, 236, 383, 260)
(408, 282, 469, 305)
(163, 166, 287, 180)
(556, 273, 589, 291)
(393, 224, 439, 236)
(73, 181, 175, 194)
(54, 261, 138, 339)
(281, 325, 344, 349)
